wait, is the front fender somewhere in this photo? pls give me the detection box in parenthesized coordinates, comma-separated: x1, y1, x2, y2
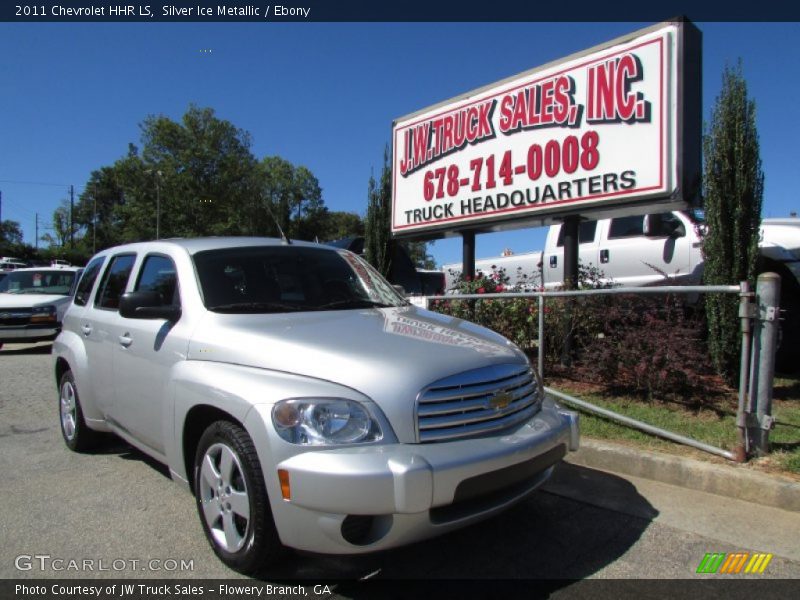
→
(167, 360, 377, 485)
(52, 330, 106, 426)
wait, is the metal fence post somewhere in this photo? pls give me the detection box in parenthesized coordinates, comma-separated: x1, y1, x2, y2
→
(538, 294, 545, 378)
(750, 273, 781, 456)
(735, 281, 752, 462)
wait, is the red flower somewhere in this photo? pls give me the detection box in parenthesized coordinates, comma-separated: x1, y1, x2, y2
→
(496, 284, 504, 292)
(477, 287, 485, 294)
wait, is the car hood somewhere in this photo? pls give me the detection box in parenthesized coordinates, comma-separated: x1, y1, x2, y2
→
(187, 305, 527, 442)
(0, 293, 71, 308)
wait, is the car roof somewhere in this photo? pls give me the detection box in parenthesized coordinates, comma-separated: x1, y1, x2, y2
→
(8, 266, 82, 273)
(94, 237, 328, 257)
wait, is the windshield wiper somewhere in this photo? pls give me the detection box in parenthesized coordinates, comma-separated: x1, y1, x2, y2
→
(208, 301, 304, 313)
(318, 298, 396, 310)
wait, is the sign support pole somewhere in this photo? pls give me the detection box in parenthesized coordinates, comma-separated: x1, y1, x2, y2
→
(561, 216, 580, 365)
(462, 231, 476, 281)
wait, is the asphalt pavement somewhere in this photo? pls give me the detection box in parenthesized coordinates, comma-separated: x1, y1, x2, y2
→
(1, 342, 798, 591)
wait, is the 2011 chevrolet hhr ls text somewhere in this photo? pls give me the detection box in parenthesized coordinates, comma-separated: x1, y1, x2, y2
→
(53, 237, 579, 574)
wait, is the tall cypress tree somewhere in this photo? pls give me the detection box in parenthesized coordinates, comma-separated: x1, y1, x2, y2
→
(702, 61, 764, 381)
(364, 147, 393, 278)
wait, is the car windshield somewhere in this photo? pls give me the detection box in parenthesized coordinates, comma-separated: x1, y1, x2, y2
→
(194, 246, 408, 313)
(0, 270, 77, 295)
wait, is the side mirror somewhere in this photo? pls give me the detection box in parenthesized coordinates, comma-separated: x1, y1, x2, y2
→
(643, 214, 654, 236)
(119, 291, 181, 322)
(392, 285, 407, 297)
(668, 221, 686, 238)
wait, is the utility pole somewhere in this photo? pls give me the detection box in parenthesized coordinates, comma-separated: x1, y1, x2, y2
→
(69, 184, 75, 248)
(560, 215, 581, 366)
(35, 213, 39, 251)
(0, 189, 3, 223)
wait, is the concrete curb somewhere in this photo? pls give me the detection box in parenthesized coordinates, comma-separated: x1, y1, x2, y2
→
(565, 438, 800, 512)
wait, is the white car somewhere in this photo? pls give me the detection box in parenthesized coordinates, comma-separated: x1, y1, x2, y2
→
(0, 257, 29, 272)
(0, 266, 82, 349)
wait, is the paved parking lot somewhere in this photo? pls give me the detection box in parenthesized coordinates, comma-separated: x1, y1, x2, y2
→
(1, 342, 799, 591)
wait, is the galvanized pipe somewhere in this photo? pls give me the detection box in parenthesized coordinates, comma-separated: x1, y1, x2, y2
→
(752, 273, 781, 456)
(736, 281, 752, 461)
(538, 295, 545, 378)
(546, 387, 737, 461)
(438, 284, 740, 301)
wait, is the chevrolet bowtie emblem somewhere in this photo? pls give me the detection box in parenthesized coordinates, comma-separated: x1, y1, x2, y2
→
(489, 392, 513, 410)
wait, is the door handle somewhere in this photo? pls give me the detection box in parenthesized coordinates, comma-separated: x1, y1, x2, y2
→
(600, 249, 610, 264)
(549, 255, 558, 268)
(118, 334, 133, 348)
(81, 324, 92, 336)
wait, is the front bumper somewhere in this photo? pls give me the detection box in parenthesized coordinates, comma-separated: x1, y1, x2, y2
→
(0, 324, 60, 343)
(248, 400, 578, 554)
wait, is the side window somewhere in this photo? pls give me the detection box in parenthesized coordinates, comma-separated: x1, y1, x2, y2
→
(135, 255, 179, 306)
(73, 256, 106, 306)
(608, 215, 644, 239)
(94, 254, 136, 310)
(556, 221, 598, 247)
(650, 213, 686, 238)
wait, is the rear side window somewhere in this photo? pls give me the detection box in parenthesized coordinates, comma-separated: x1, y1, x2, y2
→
(135, 254, 179, 306)
(556, 221, 598, 247)
(608, 215, 644, 239)
(74, 256, 106, 306)
(94, 254, 136, 310)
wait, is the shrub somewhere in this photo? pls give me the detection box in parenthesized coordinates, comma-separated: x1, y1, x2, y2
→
(578, 294, 712, 399)
(432, 266, 537, 349)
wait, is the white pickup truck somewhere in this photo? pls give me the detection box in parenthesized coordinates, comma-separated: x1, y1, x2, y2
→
(443, 211, 800, 369)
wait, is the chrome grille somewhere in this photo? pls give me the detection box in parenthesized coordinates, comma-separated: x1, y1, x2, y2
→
(0, 308, 32, 326)
(416, 364, 541, 443)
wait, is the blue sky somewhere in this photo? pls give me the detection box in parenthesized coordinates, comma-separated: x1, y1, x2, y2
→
(1, 21, 798, 266)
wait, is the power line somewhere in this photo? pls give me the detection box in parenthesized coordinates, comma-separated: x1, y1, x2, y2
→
(0, 178, 72, 188)
(1, 194, 39, 218)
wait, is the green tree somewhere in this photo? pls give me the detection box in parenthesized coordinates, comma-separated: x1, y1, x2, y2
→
(138, 105, 260, 238)
(258, 158, 324, 240)
(0, 220, 24, 248)
(74, 166, 129, 253)
(364, 148, 394, 278)
(404, 240, 436, 269)
(702, 61, 764, 381)
(316, 211, 364, 241)
(41, 200, 71, 248)
(73, 106, 329, 250)
(364, 148, 435, 276)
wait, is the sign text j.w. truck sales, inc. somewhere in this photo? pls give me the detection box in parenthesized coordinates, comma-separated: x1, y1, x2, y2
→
(391, 20, 701, 238)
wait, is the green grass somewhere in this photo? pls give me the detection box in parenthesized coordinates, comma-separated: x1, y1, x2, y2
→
(548, 375, 800, 476)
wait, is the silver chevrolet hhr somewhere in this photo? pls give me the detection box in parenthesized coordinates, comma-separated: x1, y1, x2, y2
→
(53, 237, 578, 574)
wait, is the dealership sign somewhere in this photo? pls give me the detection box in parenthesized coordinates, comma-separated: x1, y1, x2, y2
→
(391, 20, 701, 238)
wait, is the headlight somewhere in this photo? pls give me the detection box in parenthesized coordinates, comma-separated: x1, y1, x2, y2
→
(30, 305, 57, 323)
(272, 398, 383, 445)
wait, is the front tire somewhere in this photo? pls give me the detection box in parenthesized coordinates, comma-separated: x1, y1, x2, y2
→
(59, 370, 102, 452)
(193, 421, 282, 575)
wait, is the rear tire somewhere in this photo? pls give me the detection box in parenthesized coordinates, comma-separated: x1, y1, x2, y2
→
(59, 370, 102, 452)
(193, 421, 282, 575)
